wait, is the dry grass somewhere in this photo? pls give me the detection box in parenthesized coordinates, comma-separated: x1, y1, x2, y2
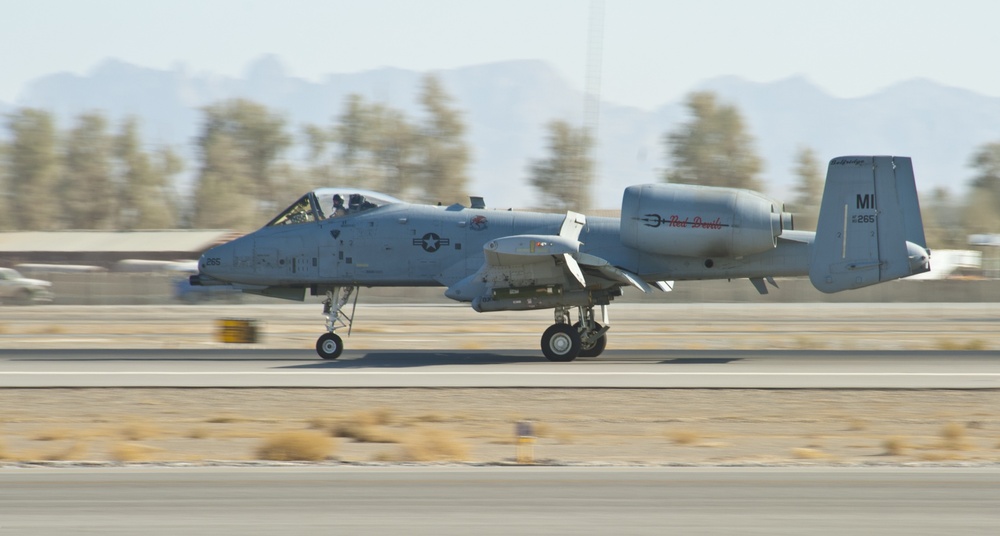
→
(846, 418, 868, 432)
(187, 427, 210, 439)
(393, 427, 469, 462)
(206, 414, 251, 424)
(531, 422, 552, 438)
(918, 451, 967, 462)
(792, 336, 827, 350)
(110, 442, 158, 462)
(553, 430, 576, 444)
(936, 339, 988, 351)
(332, 421, 399, 443)
(256, 430, 337, 461)
(414, 412, 448, 423)
(33, 428, 76, 441)
(667, 429, 701, 445)
(120, 420, 160, 441)
(331, 409, 400, 443)
(306, 416, 334, 430)
(336, 408, 395, 427)
(939, 422, 970, 450)
(883, 436, 909, 456)
(41, 442, 88, 461)
(792, 447, 830, 460)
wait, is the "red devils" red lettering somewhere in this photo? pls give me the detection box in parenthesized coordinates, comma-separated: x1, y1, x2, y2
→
(668, 215, 724, 230)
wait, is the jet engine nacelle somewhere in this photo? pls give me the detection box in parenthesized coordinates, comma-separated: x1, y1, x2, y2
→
(620, 184, 792, 258)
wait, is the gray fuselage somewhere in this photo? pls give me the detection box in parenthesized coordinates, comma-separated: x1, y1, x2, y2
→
(199, 201, 813, 292)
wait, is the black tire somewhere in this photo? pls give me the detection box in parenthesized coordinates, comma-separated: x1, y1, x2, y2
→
(316, 333, 344, 360)
(541, 323, 581, 362)
(573, 321, 608, 358)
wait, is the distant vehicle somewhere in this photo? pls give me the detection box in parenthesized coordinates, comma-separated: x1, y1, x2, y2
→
(0, 267, 54, 305)
(14, 263, 107, 275)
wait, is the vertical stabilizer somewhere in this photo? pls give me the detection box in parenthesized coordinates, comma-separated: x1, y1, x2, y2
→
(891, 157, 928, 249)
(809, 156, 930, 293)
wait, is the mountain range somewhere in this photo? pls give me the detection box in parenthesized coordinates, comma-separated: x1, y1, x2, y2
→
(3, 55, 998, 209)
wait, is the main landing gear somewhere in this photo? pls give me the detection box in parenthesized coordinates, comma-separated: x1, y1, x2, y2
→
(316, 286, 356, 360)
(541, 305, 609, 362)
(313, 289, 608, 362)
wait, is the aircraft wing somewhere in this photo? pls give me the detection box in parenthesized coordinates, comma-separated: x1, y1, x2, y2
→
(444, 211, 651, 305)
(482, 234, 587, 287)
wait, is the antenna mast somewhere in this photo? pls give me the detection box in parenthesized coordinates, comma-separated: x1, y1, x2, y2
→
(584, 0, 605, 136)
(581, 0, 605, 212)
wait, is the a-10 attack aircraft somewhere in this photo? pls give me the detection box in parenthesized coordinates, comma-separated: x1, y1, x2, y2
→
(192, 155, 930, 361)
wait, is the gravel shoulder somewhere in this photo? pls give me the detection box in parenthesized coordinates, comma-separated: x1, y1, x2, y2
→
(2, 388, 999, 466)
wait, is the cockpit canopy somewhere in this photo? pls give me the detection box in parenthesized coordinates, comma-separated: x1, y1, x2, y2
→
(266, 188, 403, 227)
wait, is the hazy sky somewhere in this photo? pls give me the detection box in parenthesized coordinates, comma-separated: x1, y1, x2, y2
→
(2, 0, 997, 109)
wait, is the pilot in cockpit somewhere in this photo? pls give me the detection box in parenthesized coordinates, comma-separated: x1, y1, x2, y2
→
(348, 194, 362, 212)
(331, 194, 347, 218)
(349, 193, 376, 212)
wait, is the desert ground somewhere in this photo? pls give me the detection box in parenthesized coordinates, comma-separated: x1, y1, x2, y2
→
(2, 388, 1000, 466)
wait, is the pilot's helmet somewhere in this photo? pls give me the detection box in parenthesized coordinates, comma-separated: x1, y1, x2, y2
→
(333, 194, 344, 205)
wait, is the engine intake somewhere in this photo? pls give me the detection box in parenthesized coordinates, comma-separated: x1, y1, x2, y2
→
(620, 183, 792, 258)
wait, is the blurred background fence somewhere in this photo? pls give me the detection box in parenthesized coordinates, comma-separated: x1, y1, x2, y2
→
(16, 272, 1000, 306)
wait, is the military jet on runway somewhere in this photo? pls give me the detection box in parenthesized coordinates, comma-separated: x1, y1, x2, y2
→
(192, 155, 930, 361)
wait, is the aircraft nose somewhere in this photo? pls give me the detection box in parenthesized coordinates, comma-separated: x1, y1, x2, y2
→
(199, 242, 234, 278)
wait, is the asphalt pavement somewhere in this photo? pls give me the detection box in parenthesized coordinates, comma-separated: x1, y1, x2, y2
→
(2, 347, 1000, 388)
(3, 466, 999, 536)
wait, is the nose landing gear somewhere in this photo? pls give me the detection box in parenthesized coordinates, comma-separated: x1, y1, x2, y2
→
(316, 286, 356, 360)
(316, 332, 343, 360)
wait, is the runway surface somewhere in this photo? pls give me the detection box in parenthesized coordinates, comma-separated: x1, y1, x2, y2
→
(3, 466, 998, 535)
(2, 348, 1000, 388)
(1, 303, 999, 388)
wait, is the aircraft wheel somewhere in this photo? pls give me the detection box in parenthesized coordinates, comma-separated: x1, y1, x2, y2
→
(541, 324, 581, 362)
(573, 322, 607, 358)
(316, 333, 344, 360)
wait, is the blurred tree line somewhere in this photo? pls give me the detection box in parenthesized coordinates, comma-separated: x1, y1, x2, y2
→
(0, 74, 473, 231)
(0, 109, 181, 231)
(0, 79, 997, 248)
(661, 90, 998, 248)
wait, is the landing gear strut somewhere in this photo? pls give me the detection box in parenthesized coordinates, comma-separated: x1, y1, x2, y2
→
(541, 305, 609, 362)
(316, 286, 356, 360)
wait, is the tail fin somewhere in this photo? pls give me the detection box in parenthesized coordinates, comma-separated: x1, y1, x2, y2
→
(809, 155, 931, 293)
